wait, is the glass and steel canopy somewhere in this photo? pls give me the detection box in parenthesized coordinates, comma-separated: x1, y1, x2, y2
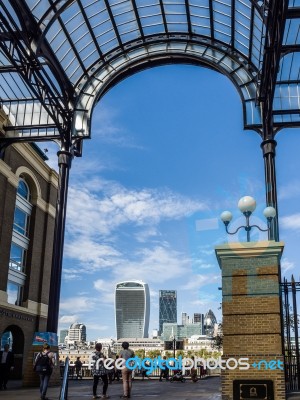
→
(0, 0, 299, 146)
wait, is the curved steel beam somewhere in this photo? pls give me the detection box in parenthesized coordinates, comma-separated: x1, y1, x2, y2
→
(72, 36, 261, 139)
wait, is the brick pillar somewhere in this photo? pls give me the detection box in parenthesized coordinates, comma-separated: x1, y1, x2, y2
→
(215, 240, 286, 400)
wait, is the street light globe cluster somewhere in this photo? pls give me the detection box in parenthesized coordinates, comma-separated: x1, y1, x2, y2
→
(220, 196, 276, 242)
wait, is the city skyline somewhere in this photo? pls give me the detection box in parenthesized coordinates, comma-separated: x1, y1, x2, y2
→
(44, 64, 300, 340)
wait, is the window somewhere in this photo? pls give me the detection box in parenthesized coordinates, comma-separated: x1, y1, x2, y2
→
(17, 179, 30, 201)
(9, 243, 27, 272)
(13, 207, 30, 236)
(7, 178, 32, 307)
(7, 281, 23, 306)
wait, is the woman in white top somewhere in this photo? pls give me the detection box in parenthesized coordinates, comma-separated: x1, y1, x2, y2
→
(119, 342, 135, 399)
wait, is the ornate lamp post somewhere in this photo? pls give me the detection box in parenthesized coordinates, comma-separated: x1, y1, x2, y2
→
(220, 196, 276, 242)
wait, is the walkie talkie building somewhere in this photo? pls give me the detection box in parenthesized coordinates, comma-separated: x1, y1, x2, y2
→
(115, 281, 150, 339)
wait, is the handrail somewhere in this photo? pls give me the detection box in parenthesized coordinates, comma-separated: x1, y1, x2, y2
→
(59, 356, 70, 400)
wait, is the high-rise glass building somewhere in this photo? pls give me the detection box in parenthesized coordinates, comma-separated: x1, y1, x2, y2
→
(59, 329, 68, 344)
(204, 309, 218, 336)
(159, 290, 177, 335)
(115, 281, 150, 339)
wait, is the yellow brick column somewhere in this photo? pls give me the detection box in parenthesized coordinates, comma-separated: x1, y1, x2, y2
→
(215, 240, 286, 400)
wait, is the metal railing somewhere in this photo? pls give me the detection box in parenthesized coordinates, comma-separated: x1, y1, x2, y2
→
(59, 356, 70, 400)
(281, 276, 300, 392)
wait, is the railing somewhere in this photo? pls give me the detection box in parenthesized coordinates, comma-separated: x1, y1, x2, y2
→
(58, 364, 209, 381)
(281, 277, 300, 393)
(59, 356, 70, 400)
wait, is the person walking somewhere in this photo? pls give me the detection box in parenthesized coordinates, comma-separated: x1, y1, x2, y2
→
(91, 343, 110, 399)
(74, 357, 83, 379)
(34, 343, 55, 400)
(0, 344, 14, 390)
(159, 356, 169, 381)
(119, 341, 135, 399)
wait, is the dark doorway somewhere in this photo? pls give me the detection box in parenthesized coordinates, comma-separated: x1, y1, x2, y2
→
(1, 325, 25, 379)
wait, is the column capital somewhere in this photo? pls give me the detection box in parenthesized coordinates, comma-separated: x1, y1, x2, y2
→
(215, 240, 284, 268)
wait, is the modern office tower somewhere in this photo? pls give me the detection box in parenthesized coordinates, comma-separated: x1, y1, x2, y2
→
(194, 313, 204, 331)
(115, 281, 150, 339)
(162, 322, 203, 341)
(159, 290, 177, 335)
(194, 313, 203, 323)
(67, 323, 87, 344)
(204, 309, 218, 336)
(152, 329, 159, 339)
(59, 329, 69, 344)
(181, 312, 189, 325)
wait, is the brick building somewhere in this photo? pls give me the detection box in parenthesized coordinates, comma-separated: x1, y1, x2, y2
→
(0, 133, 58, 379)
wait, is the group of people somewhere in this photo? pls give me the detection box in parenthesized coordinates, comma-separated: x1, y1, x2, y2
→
(91, 341, 134, 399)
(32, 341, 134, 400)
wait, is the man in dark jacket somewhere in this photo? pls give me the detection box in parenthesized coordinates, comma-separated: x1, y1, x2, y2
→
(0, 344, 14, 390)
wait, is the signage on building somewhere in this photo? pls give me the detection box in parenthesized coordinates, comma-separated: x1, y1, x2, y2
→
(233, 380, 274, 400)
(32, 332, 58, 346)
(0, 308, 34, 322)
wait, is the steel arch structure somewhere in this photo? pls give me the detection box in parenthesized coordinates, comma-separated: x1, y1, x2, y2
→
(0, 0, 300, 332)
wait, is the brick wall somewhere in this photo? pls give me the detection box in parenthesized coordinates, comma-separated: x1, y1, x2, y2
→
(215, 241, 286, 400)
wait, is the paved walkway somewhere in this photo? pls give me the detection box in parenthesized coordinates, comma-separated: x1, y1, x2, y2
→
(2, 377, 300, 399)
(1, 377, 221, 400)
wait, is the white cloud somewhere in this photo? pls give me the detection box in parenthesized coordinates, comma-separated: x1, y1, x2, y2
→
(281, 258, 295, 274)
(181, 274, 220, 290)
(65, 183, 207, 239)
(64, 239, 121, 270)
(93, 280, 116, 304)
(110, 245, 190, 284)
(94, 279, 112, 292)
(278, 181, 300, 200)
(59, 315, 80, 325)
(59, 296, 97, 313)
(281, 214, 300, 230)
(92, 105, 143, 149)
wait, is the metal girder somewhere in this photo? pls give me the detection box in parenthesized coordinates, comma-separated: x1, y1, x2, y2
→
(0, 0, 75, 138)
(257, 0, 289, 138)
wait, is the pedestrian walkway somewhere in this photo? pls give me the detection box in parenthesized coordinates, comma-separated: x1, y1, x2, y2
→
(3, 377, 300, 399)
(0, 376, 221, 399)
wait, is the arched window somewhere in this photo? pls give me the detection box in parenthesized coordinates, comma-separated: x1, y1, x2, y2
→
(7, 178, 32, 306)
(17, 179, 30, 201)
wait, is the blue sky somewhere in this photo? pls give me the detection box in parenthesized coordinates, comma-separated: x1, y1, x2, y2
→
(45, 64, 300, 341)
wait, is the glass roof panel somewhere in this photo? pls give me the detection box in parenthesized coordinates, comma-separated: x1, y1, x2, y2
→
(1, 0, 300, 134)
(0, 73, 32, 100)
(143, 24, 165, 34)
(245, 100, 261, 125)
(241, 82, 256, 99)
(251, 15, 264, 67)
(140, 14, 165, 27)
(1, 1, 22, 30)
(283, 19, 300, 45)
(163, 2, 186, 13)
(26, 0, 47, 20)
(215, 30, 231, 43)
(274, 84, 300, 110)
(279, 53, 300, 81)
(190, 0, 211, 34)
(219, 57, 240, 73)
